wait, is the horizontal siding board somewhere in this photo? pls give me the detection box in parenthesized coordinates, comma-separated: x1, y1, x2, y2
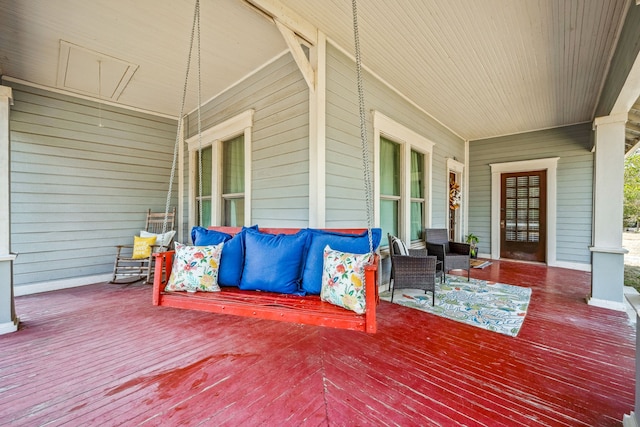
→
(10, 103, 175, 140)
(254, 185, 308, 199)
(253, 157, 307, 178)
(11, 160, 170, 182)
(10, 121, 173, 157)
(10, 88, 176, 134)
(10, 144, 171, 176)
(8, 81, 178, 287)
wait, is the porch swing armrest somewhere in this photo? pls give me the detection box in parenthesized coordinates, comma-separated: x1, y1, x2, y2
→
(364, 254, 379, 334)
(152, 250, 175, 305)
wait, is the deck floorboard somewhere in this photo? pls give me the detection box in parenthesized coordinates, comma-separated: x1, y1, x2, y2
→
(0, 260, 635, 426)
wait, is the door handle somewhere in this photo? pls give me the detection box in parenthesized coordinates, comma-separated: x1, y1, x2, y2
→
(500, 220, 505, 229)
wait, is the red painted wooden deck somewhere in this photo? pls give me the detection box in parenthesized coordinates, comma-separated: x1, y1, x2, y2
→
(0, 260, 635, 426)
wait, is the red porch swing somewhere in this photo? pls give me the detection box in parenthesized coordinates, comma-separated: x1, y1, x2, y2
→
(151, 0, 380, 333)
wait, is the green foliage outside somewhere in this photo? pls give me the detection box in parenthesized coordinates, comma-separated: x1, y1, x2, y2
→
(624, 153, 640, 228)
(625, 265, 640, 294)
(625, 153, 640, 292)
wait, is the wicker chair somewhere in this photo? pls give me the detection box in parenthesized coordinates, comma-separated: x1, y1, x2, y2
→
(423, 228, 471, 280)
(387, 234, 438, 305)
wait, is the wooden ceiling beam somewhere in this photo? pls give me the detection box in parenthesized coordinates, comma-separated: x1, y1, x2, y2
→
(244, 0, 317, 45)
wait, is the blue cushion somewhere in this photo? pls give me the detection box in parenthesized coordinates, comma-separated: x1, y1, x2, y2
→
(217, 226, 256, 287)
(191, 226, 231, 246)
(301, 228, 382, 294)
(192, 225, 258, 287)
(239, 229, 310, 295)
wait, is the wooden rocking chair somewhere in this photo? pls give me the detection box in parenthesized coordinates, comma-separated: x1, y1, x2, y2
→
(111, 208, 176, 284)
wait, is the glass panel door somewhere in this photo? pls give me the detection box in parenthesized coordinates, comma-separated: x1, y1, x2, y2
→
(500, 171, 546, 262)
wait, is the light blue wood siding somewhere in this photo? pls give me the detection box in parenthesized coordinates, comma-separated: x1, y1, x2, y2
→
(468, 124, 593, 265)
(8, 81, 177, 287)
(325, 43, 465, 228)
(186, 54, 309, 227)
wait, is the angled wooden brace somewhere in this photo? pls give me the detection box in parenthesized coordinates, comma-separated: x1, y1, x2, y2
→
(274, 19, 315, 92)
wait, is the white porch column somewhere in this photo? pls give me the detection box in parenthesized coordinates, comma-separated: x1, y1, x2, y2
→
(309, 31, 326, 228)
(0, 85, 18, 334)
(589, 113, 628, 311)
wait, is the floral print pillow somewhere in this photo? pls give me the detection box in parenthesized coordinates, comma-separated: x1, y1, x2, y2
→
(320, 245, 372, 314)
(165, 242, 223, 293)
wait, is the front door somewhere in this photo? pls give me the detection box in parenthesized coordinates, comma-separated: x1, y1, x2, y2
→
(500, 171, 546, 262)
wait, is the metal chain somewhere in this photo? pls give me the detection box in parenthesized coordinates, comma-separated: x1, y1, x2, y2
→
(196, 1, 203, 227)
(163, 0, 200, 235)
(352, 0, 375, 255)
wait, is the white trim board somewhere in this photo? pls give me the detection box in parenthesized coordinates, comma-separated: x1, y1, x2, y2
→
(14, 274, 112, 296)
(489, 157, 559, 266)
(0, 318, 18, 335)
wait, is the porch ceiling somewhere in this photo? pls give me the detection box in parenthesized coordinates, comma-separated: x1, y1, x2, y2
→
(0, 0, 633, 141)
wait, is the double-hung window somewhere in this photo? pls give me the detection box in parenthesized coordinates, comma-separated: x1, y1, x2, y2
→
(221, 135, 245, 226)
(188, 110, 253, 229)
(410, 150, 425, 241)
(380, 137, 401, 239)
(375, 112, 433, 246)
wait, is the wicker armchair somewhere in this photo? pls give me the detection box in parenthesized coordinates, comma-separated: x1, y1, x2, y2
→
(423, 228, 470, 280)
(387, 234, 438, 305)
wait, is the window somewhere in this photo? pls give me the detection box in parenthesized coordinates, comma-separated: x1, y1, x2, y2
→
(195, 146, 213, 227)
(194, 135, 245, 227)
(187, 110, 253, 230)
(374, 111, 433, 246)
(379, 138, 426, 244)
(221, 135, 244, 226)
(410, 150, 425, 241)
(380, 137, 401, 239)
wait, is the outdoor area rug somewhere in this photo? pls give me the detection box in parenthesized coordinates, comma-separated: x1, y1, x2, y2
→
(380, 275, 532, 337)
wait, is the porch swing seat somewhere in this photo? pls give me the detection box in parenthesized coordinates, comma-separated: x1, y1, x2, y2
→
(151, 227, 380, 333)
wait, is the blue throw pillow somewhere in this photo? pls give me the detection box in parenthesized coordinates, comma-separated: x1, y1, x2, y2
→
(191, 226, 232, 246)
(239, 229, 310, 295)
(301, 228, 382, 295)
(218, 226, 255, 287)
(192, 225, 258, 287)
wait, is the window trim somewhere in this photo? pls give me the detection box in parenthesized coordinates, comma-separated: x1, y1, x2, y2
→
(187, 109, 253, 229)
(373, 111, 434, 244)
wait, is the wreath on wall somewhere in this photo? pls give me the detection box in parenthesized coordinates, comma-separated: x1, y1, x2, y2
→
(449, 180, 461, 210)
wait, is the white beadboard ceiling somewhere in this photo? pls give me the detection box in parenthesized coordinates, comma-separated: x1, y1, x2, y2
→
(0, 0, 634, 141)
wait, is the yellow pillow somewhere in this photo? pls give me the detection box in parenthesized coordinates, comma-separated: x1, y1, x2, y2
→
(132, 236, 157, 259)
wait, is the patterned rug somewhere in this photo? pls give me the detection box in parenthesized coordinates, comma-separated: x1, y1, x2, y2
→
(380, 275, 532, 337)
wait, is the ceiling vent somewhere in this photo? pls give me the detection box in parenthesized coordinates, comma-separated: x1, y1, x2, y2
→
(56, 40, 138, 100)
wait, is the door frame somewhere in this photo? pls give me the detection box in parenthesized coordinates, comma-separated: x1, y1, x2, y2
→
(490, 157, 559, 265)
(447, 158, 464, 241)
